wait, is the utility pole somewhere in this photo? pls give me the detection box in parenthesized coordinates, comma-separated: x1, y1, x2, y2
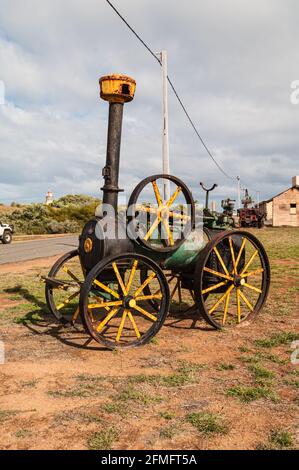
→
(237, 176, 241, 210)
(256, 190, 260, 207)
(156, 50, 170, 201)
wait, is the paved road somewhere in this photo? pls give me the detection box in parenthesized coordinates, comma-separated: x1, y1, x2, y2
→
(0, 235, 79, 265)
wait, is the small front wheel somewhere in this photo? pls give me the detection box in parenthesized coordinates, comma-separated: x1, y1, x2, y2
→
(45, 249, 84, 324)
(79, 253, 170, 349)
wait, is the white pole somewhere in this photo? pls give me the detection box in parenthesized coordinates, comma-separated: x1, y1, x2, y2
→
(161, 50, 170, 201)
(237, 176, 241, 210)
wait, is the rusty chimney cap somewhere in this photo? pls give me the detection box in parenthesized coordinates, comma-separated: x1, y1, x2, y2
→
(99, 74, 136, 103)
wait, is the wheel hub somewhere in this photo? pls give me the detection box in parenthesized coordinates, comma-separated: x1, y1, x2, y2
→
(123, 295, 136, 309)
(233, 275, 245, 287)
(159, 206, 169, 220)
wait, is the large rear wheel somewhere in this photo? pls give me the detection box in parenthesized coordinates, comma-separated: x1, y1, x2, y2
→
(194, 231, 270, 329)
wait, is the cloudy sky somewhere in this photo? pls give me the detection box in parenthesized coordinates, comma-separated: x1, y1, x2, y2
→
(0, 0, 298, 206)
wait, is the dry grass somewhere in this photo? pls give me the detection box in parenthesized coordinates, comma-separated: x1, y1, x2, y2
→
(0, 227, 298, 450)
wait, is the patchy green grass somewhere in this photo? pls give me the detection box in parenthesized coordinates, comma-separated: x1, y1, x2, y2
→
(0, 409, 20, 422)
(269, 430, 294, 449)
(239, 355, 260, 364)
(255, 331, 299, 348)
(186, 412, 228, 436)
(286, 286, 299, 293)
(159, 372, 194, 387)
(8, 294, 23, 301)
(0, 273, 48, 327)
(284, 378, 299, 389)
(102, 402, 128, 418)
(217, 363, 235, 371)
(239, 346, 250, 353)
(254, 227, 299, 259)
(150, 337, 159, 345)
(128, 372, 193, 388)
(14, 312, 42, 325)
(256, 429, 295, 450)
(15, 429, 32, 439)
(248, 364, 275, 380)
(239, 351, 287, 365)
(117, 384, 163, 405)
(7, 303, 32, 313)
(54, 410, 103, 425)
(227, 385, 278, 403)
(177, 360, 205, 374)
(258, 352, 287, 365)
(286, 369, 299, 388)
(128, 361, 203, 389)
(254, 377, 274, 388)
(246, 363, 275, 389)
(87, 427, 119, 450)
(48, 375, 105, 398)
(257, 429, 296, 450)
(19, 379, 39, 389)
(293, 396, 299, 405)
(160, 424, 180, 439)
(159, 411, 176, 420)
(75, 374, 104, 383)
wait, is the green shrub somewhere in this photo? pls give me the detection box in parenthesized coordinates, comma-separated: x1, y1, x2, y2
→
(3, 195, 101, 234)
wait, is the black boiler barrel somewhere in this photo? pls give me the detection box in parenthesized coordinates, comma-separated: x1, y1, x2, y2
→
(101, 102, 124, 213)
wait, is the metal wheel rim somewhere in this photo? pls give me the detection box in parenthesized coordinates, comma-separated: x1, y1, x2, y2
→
(127, 174, 195, 253)
(194, 230, 270, 329)
(45, 249, 83, 324)
(79, 253, 170, 349)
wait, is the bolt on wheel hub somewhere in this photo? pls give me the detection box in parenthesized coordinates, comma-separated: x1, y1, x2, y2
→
(233, 275, 246, 287)
(122, 295, 136, 309)
(160, 206, 169, 220)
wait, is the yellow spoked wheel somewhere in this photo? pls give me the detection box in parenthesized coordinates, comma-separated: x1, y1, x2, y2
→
(45, 250, 85, 325)
(127, 174, 195, 252)
(194, 230, 270, 329)
(79, 253, 170, 349)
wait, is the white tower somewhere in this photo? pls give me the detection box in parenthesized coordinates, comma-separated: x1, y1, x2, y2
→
(45, 190, 53, 205)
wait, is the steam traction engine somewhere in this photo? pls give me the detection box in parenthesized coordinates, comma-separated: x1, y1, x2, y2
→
(45, 74, 270, 349)
(238, 189, 264, 228)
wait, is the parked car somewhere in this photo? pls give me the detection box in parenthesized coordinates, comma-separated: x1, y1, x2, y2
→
(0, 222, 14, 244)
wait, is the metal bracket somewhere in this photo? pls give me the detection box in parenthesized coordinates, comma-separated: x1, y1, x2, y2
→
(102, 165, 111, 178)
(200, 182, 218, 211)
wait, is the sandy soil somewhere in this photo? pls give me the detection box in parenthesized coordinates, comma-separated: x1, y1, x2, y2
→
(0, 249, 298, 450)
(0, 255, 62, 274)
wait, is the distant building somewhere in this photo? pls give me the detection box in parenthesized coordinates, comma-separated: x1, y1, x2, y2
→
(45, 190, 53, 205)
(258, 176, 299, 227)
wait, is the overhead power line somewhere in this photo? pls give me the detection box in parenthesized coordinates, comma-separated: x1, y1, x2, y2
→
(106, 0, 162, 66)
(106, 0, 235, 181)
(106, 1, 263, 201)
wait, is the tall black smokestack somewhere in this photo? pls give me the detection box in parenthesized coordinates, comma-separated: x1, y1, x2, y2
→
(99, 74, 136, 214)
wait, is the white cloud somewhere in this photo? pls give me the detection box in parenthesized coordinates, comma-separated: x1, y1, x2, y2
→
(0, 0, 298, 206)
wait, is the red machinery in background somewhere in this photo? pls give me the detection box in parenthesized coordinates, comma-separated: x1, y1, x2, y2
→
(238, 189, 264, 228)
